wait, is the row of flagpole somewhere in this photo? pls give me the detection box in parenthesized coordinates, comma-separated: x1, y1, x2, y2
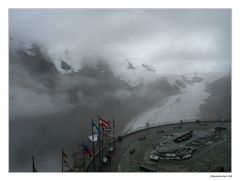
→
(31, 115, 116, 172)
(90, 116, 115, 172)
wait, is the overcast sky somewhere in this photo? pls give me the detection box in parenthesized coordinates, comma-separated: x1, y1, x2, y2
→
(9, 9, 231, 73)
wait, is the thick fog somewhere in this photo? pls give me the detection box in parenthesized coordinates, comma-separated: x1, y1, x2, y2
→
(9, 9, 231, 172)
(9, 9, 231, 73)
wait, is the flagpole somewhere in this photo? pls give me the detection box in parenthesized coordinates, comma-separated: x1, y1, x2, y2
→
(97, 115, 102, 167)
(32, 155, 37, 172)
(32, 155, 34, 172)
(82, 141, 85, 171)
(98, 115, 104, 164)
(104, 127, 107, 158)
(91, 118, 96, 172)
(108, 120, 111, 150)
(101, 127, 104, 162)
(112, 118, 116, 150)
(61, 148, 64, 172)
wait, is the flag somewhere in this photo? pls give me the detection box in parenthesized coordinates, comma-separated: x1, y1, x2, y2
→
(64, 160, 70, 167)
(92, 121, 101, 136)
(83, 142, 93, 157)
(62, 150, 70, 167)
(88, 134, 98, 142)
(62, 151, 68, 159)
(99, 118, 110, 128)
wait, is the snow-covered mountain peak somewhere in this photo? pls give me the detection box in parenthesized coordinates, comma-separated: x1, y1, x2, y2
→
(108, 57, 158, 86)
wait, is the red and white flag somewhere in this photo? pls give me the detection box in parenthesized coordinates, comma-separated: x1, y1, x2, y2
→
(99, 118, 110, 128)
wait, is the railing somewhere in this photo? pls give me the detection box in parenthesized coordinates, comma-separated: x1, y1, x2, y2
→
(121, 119, 198, 137)
(85, 118, 230, 171)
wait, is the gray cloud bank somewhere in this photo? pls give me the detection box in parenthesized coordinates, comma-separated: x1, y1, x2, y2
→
(9, 9, 231, 73)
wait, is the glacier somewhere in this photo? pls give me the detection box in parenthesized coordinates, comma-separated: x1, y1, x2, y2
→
(124, 72, 225, 133)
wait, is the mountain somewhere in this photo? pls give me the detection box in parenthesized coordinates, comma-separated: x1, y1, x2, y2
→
(141, 64, 155, 72)
(199, 73, 231, 120)
(60, 60, 73, 71)
(111, 58, 159, 87)
(126, 59, 136, 70)
(11, 43, 58, 75)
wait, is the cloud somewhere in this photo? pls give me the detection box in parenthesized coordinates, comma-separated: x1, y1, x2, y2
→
(9, 84, 73, 120)
(9, 9, 231, 73)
